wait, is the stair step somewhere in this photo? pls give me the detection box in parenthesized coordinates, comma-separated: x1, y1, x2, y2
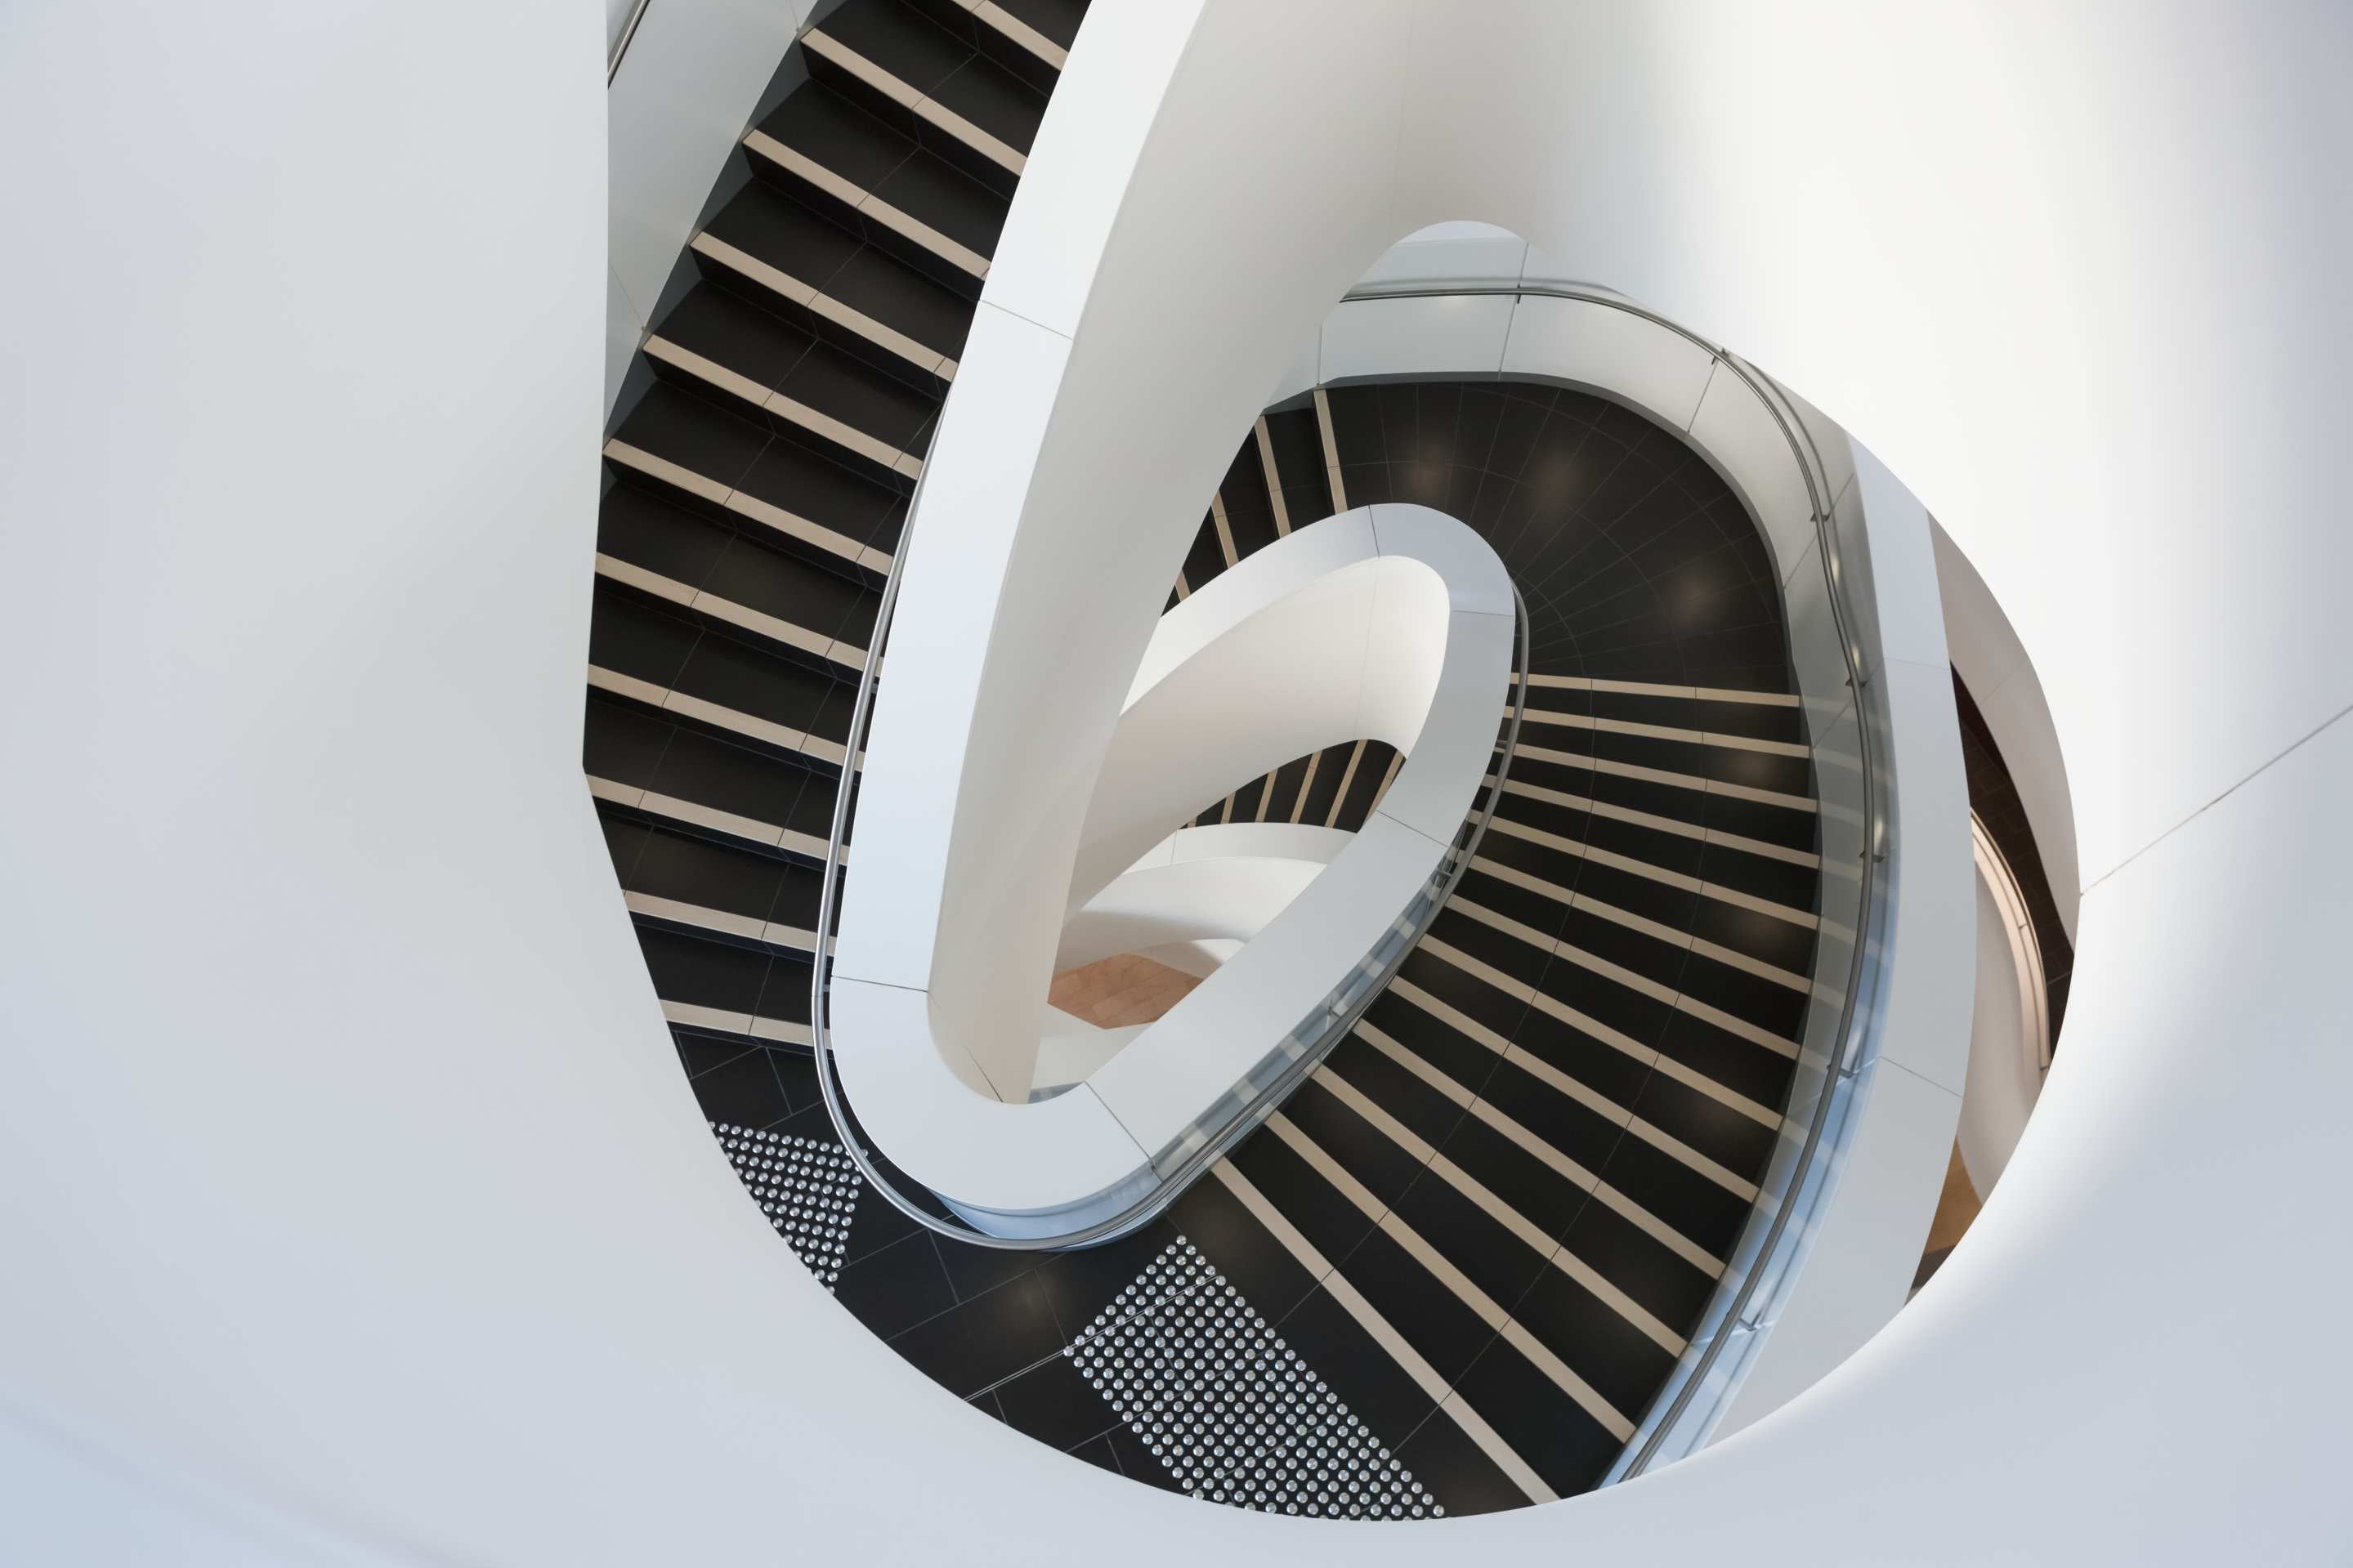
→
(642, 281, 937, 485)
(746, 84, 1007, 293)
(585, 695, 841, 861)
(803, 1, 1046, 195)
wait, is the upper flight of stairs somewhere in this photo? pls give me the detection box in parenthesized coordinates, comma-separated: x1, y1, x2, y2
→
(591, 0, 1075, 1048)
(592, 1, 1821, 1521)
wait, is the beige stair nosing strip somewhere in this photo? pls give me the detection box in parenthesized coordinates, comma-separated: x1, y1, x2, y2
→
(1519, 673, 1801, 708)
(1255, 417, 1292, 537)
(585, 663, 672, 708)
(800, 30, 1028, 173)
(1675, 993, 1801, 1058)
(689, 232, 816, 307)
(642, 333, 770, 408)
(1704, 825, 1820, 869)
(1519, 984, 1654, 1065)
(586, 667, 848, 771)
(660, 999, 754, 1036)
(1522, 704, 1810, 759)
(1209, 492, 1239, 568)
(1396, 1104, 1715, 1336)
(658, 687, 808, 754)
(1572, 891, 1694, 954)
(1690, 933, 1812, 993)
(1496, 1039, 1642, 1128)
(691, 232, 950, 382)
(808, 290, 952, 383)
(1336, 1043, 1722, 1298)
(1312, 387, 1349, 513)
(763, 388, 915, 475)
(1365, 1183, 1636, 1441)
(749, 1014, 815, 1046)
(740, 129, 988, 278)
(909, 95, 1026, 176)
(593, 555, 861, 671)
(1694, 684, 1801, 707)
(586, 775, 645, 810)
(1306, 1071, 1437, 1167)
(1486, 1309, 1635, 1441)
(622, 892, 824, 957)
(1367, 997, 1756, 1210)
(602, 438, 727, 507)
(602, 438, 887, 577)
(1443, 893, 1556, 957)
(1501, 736, 1819, 814)
(1700, 878, 1820, 930)
(1416, 936, 1537, 1007)
(1354, 1020, 1474, 1108)
(623, 784, 784, 848)
(1648, 1052, 1783, 1129)
(1267, 1111, 1388, 1222)
(968, 0, 1068, 71)
(1585, 1182, 1726, 1279)
(660, 999, 814, 1046)
(614, 786, 834, 865)
(1445, 894, 1678, 1009)
(1553, 937, 1680, 1007)
(1323, 739, 1367, 829)
(1487, 784, 1816, 893)
(1466, 1097, 1599, 1193)
(1465, 853, 1577, 908)
(1484, 806, 1820, 931)
(1627, 1115, 1760, 1203)
(625, 891, 765, 943)
(734, 491, 896, 578)
(1287, 749, 1322, 825)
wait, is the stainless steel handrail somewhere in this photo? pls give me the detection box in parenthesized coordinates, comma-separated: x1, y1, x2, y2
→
(1336, 282, 1889, 1478)
(803, 494, 1532, 1253)
(606, 0, 652, 85)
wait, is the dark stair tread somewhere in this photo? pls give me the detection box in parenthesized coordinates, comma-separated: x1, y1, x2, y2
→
(821, 0, 1049, 155)
(754, 86, 1009, 261)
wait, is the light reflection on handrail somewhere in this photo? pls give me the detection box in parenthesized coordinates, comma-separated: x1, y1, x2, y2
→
(803, 489, 1532, 1253)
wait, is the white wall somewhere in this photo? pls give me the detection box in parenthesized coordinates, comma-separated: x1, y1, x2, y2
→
(605, 0, 818, 409)
(5, 1, 2351, 1563)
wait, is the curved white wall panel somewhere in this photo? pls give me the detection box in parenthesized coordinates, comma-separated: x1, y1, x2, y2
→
(834, 506, 1510, 1231)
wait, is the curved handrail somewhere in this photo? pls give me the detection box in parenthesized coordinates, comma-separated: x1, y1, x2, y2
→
(1972, 811, 2053, 1074)
(804, 494, 1532, 1252)
(1335, 277, 1894, 1473)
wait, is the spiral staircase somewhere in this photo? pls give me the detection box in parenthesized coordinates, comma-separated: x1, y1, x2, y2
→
(581, 5, 1841, 1509)
(7, 2, 2349, 1562)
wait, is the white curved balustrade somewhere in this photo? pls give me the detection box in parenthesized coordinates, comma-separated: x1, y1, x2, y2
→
(831, 506, 1513, 1235)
